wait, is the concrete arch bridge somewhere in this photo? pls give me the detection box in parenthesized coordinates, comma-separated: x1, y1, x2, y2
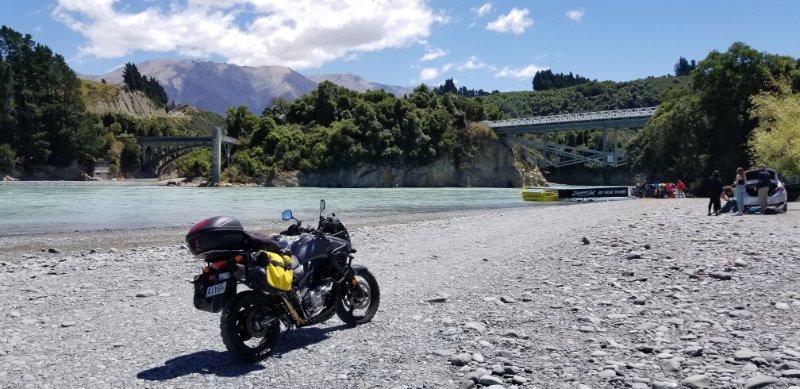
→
(139, 127, 240, 182)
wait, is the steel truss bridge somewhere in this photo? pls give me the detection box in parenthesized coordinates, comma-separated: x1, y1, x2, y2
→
(139, 127, 240, 181)
(484, 107, 657, 168)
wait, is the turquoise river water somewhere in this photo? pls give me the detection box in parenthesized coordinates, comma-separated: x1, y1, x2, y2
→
(0, 183, 540, 235)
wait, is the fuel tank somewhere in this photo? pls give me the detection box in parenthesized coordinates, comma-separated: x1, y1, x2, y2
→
(290, 234, 351, 264)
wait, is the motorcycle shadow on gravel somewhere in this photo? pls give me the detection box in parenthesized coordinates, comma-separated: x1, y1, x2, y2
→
(272, 323, 348, 357)
(136, 350, 264, 381)
(136, 324, 347, 381)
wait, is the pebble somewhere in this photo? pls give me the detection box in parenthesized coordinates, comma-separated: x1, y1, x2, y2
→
(743, 375, 778, 389)
(9, 311, 21, 318)
(48, 248, 61, 254)
(659, 359, 681, 373)
(60, 321, 76, 327)
(709, 272, 732, 280)
(652, 382, 678, 389)
(135, 290, 157, 298)
(500, 296, 516, 303)
(433, 349, 453, 357)
(598, 369, 617, 378)
(681, 374, 711, 388)
(734, 258, 748, 267)
(479, 375, 504, 386)
(449, 353, 473, 366)
(782, 370, 800, 378)
(735, 348, 760, 360)
(775, 302, 790, 310)
(425, 296, 448, 303)
(464, 322, 486, 332)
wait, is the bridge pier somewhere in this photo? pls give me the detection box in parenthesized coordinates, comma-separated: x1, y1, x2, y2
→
(211, 126, 222, 185)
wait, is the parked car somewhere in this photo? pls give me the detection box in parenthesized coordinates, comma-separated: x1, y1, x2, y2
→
(741, 168, 788, 212)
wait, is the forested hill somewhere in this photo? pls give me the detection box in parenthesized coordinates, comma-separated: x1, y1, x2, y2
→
(483, 76, 690, 118)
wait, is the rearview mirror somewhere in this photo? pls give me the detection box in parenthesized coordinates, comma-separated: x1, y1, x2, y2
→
(320, 199, 326, 212)
(281, 210, 293, 221)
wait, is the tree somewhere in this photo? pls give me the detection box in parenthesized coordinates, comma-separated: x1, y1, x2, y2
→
(224, 105, 258, 140)
(674, 56, 696, 76)
(122, 63, 143, 91)
(693, 42, 798, 175)
(628, 89, 708, 184)
(0, 25, 87, 169)
(0, 142, 15, 172)
(748, 85, 800, 176)
(122, 63, 167, 106)
(533, 70, 591, 91)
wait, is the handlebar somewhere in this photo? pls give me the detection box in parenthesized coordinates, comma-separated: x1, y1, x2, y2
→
(280, 223, 317, 236)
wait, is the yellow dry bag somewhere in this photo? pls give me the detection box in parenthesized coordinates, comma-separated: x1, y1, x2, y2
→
(264, 251, 293, 291)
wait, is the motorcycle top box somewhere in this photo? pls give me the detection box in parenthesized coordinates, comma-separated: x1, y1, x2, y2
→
(186, 216, 245, 256)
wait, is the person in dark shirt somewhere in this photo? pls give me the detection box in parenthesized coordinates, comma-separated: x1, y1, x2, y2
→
(708, 170, 724, 216)
(756, 164, 771, 212)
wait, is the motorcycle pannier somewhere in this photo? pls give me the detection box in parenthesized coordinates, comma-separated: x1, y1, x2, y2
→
(250, 251, 294, 291)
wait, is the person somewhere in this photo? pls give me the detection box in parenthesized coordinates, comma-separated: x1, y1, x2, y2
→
(733, 167, 747, 216)
(756, 164, 771, 212)
(708, 170, 723, 216)
(676, 180, 686, 198)
(720, 186, 737, 214)
(666, 182, 675, 199)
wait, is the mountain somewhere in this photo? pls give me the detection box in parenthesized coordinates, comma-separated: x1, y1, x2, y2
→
(86, 59, 316, 115)
(84, 59, 414, 115)
(307, 73, 414, 97)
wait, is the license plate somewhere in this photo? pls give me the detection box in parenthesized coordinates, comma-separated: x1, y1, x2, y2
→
(205, 282, 226, 298)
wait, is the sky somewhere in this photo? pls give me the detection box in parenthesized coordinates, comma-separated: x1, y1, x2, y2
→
(3, 0, 800, 92)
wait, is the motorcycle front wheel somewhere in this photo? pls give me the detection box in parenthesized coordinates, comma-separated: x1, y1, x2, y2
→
(336, 268, 380, 327)
(220, 292, 282, 362)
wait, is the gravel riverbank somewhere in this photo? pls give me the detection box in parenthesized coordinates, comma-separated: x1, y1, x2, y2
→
(1, 199, 799, 389)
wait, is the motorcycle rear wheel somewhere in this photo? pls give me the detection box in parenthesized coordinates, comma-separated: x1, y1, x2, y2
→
(220, 292, 282, 362)
(336, 268, 380, 327)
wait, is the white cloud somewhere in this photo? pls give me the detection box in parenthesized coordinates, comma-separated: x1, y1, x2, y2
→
(420, 48, 447, 62)
(494, 64, 548, 79)
(457, 56, 487, 71)
(441, 63, 454, 72)
(52, 0, 446, 69)
(486, 8, 532, 34)
(566, 9, 585, 23)
(420, 67, 439, 81)
(472, 3, 492, 17)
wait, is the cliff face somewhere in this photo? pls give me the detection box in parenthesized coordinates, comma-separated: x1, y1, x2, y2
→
(82, 80, 166, 117)
(290, 141, 521, 187)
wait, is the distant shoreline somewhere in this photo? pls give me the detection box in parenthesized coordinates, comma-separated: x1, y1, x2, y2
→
(0, 178, 168, 186)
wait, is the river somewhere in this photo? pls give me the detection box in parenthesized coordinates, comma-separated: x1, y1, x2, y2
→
(0, 183, 540, 235)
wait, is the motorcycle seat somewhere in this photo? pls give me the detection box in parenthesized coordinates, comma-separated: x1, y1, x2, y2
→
(244, 231, 283, 252)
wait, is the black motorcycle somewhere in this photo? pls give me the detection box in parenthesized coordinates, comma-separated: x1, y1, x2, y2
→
(186, 200, 380, 362)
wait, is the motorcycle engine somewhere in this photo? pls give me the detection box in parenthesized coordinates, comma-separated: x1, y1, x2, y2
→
(302, 280, 334, 317)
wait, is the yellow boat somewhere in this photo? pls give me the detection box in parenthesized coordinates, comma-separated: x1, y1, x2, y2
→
(521, 187, 559, 201)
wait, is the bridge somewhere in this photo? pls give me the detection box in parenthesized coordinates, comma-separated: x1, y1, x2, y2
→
(139, 127, 240, 183)
(484, 107, 657, 168)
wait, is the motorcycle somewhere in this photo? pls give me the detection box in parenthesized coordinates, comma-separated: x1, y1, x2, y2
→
(186, 200, 380, 362)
